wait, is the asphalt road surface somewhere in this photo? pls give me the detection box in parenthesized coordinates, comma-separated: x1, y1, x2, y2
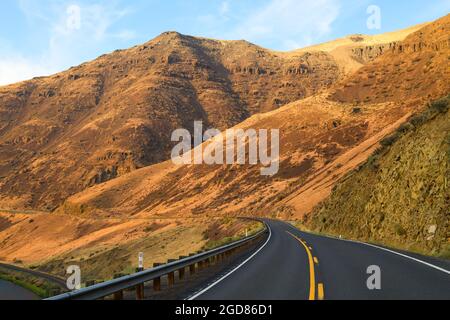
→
(0, 280, 39, 300)
(189, 219, 450, 300)
(0, 263, 66, 288)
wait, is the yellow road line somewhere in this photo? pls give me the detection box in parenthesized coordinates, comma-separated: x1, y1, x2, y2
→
(314, 257, 319, 264)
(318, 283, 325, 300)
(287, 231, 316, 300)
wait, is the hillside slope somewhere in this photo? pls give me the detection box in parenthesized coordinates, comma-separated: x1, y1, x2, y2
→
(332, 15, 450, 105)
(0, 16, 448, 270)
(307, 97, 450, 257)
(52, 15, 450, 220)
(0, 30, 407, 211)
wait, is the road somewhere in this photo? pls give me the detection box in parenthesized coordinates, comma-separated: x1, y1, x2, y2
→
(189, 220, 450, 300)
(0, 280, 39, 300)
(0, 263, 66, 288)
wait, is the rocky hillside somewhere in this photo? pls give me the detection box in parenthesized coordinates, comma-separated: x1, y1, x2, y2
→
(0, 29, 405, 211)
(53, 15, 450, 221)
(332, 15, 450, 105)
(306, 96, 450, 257)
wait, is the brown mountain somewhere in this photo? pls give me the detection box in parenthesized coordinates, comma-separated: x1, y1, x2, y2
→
(0, 31, 377, 211)
(57, 15, 450, 220)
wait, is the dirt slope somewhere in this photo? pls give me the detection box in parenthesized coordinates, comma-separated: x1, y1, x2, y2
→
(306, 97, 450, 257)
(59, 14, 450, 220)
(332, 15, 450, 105)
(0, 25, 421, 211)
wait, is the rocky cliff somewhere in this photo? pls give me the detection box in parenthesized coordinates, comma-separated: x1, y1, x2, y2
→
(307, 96, 450, 257)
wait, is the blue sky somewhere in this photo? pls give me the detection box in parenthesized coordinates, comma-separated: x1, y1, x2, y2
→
(0, 0, 449, 85)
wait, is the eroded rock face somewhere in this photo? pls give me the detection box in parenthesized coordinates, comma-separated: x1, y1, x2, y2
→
(308, 103, 450, 257)
(1, 15, 448, 211)
(0, 32, 344, 210)
(332, 15, 450, 105)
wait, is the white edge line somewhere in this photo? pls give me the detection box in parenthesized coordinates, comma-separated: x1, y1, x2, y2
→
(347, 240, 450, 275)
(286, 223, 450, 276)
(186, 223, 272, 300)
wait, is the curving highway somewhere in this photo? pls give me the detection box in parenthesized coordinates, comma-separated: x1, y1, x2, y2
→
(0, 280, 39, 300)
(188, 220, 450, 300)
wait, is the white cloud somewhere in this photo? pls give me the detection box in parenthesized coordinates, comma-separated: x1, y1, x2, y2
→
(232, 0, 341, 50)
(0, 56, 55, 86)
(0, 0, 134, 86)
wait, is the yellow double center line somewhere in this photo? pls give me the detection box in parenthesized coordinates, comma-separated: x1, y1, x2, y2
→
(287, 231, 324, 300)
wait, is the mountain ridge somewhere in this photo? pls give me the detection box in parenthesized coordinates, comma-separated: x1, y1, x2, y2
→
(0, 23, 421, 211)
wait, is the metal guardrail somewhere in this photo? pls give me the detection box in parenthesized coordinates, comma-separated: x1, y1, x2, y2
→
(47, 221, 268, 300)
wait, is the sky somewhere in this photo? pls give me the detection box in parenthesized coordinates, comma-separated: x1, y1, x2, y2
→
(0, 0, 449, 85)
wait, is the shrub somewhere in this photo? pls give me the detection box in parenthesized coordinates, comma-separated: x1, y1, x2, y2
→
(446, 134, 450, 160)
(380, 132, 400, 147)
(396, 122, 414, 134)
(394, 224, 407, 237)
(352, 107, 362, 114)
(367, 154, 380, 170)
(430, 98, 449, 114)
(409, 113, 427, 127)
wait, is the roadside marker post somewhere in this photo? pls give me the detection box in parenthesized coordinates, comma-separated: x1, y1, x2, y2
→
(135, 253, 145, 300)
(138, 252, 144, 270)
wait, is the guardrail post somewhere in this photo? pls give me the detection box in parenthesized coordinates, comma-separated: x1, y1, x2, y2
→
(168, 272, 175, 286)
(135, 268, 145, 300)
(178, 256, 187, 280)
(188, 254, 196, 275)
(167, 259, 176, 287)
(153, 263, 162, 292)
(136, 284, 144, 300)
(112, 274, 124, 300)
(113, 290, 124, 300)
(189, 264, 196, 275)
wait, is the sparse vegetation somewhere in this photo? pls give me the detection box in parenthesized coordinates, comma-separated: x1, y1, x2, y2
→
(380, 132, 401, 147)
(0, 268, 62, 298)
(394, 224, 407, 237)
(308, 95, 450, 258)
